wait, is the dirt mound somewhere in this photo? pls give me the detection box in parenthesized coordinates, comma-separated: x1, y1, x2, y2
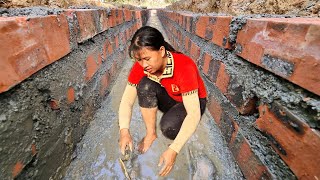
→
(0, 0, 116, 8)
(167, 0, 320, 17)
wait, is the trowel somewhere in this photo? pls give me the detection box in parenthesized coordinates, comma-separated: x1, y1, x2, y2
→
(119, 145, 132, 179)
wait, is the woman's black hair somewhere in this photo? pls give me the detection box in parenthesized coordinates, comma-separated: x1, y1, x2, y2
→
(128, 26, 179, 58)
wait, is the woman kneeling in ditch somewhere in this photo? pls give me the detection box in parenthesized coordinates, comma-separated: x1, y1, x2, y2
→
(118, 26, 207, 176)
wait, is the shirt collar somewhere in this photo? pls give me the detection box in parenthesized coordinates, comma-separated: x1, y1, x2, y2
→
(144, 51, 174, 82)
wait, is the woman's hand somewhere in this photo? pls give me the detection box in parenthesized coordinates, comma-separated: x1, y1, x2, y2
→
(158, 148, 177, 176)
(119, 128, 133, 155)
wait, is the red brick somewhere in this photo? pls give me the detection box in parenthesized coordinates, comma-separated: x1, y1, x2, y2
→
(174, 28, 177, 38)
(49, 99, 60, 110)
(122, 31, 127, 45)
(85, 53, 99, 81)
(110, 62, 118, 78)
(125, 29, 130, 42)
(88, 47, 103, 68)
(136, 20, 142, 29)
(131, 25, 134, 35)
(195, 16, 212, 40)
(174, 13, 178, 24)
(207, 95, 222, 125)
(204, 54, 256, 115)
(136, 22, 139, 30)
(178, 33, 183, 44)
(203, 53, 213, 75)
(211, 16, 232, 49)
(226, 78, 258, 115)
(100, 72, 110, 96)
(113, 9, 123, 26)
(190, 41, 200, 62)
(132, 24, 136, 32)
(75, 9, 98, 43)
(108, 9, 116, 27)
(115, 35, 119, 49)
(177, 13, 183, 27)
(195, 16, 232, 48)
(135, 10, 142, 19)
(169, 12, 173, 20)
(103, 42, 107, 60)
(239, 98, 257, 115)
(256, 103, 320, 179)
(106, 40, 113, 57)
(171, 12, 176, 22)
(184, 36, 190, 52)
(32, 16, 71, 62)
(235, 137, 271, 179)
(219, 113, 240, 143)
(124, 9, 132, 22)
(0, 15, 70, 93)
(175, 12, 179, 24)
(208, 60, 221, 84)
(80, 103, 94, 125)
(229, 119, 239, 145)
(12, 161, 23, 178)
(181, 14, 186, 28)
(31, 143, 37, 156)
(98, 9, 109, 32)
(215, 63, 230, 94)
(128, 27, 133, 39)
(67, 87, 75, 104)
(230, 94, 257, 115)
(236, 18, 320, 96)
(186, 16, 193, 32)
(117, 9, 124, 25)
(97, 51, 102, 65)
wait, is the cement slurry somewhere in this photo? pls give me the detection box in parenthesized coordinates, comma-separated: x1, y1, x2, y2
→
(64, 10, 243, 179)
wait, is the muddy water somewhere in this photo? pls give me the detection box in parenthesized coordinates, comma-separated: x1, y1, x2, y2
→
(64, 10, 243, 180)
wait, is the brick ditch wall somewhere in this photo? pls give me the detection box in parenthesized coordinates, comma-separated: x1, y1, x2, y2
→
(158, 10, 320, 179)
(0, 7, 149, 179)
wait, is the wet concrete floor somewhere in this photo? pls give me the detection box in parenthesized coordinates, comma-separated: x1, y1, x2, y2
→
(64, 10, 243, 180)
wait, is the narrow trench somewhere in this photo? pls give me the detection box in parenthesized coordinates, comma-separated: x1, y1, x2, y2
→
(64, 10, 243, 180)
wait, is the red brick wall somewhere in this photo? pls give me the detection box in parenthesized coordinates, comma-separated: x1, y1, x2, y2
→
(158, 10, 320, 179)
(0, 8, 148, 179)
(1, 7, 319, 180)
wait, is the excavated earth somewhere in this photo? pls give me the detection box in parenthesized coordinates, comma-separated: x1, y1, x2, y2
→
(2, 0, 319, 17)
(168, 0, 320, 17)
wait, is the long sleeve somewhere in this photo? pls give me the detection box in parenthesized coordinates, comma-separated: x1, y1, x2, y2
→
(118, 83, 137, 130)
(169, 91, 201, 153)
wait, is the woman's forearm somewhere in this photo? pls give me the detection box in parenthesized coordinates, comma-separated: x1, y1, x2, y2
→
(169, 92, 201, 153)
(118, 83, 137, 130)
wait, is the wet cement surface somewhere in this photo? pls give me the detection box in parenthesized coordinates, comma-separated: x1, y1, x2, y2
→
(64, 10, 243, 180)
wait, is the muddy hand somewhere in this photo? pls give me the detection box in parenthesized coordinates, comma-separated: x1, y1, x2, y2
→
(120, 145, 132, 161)
(158, 148, 177, 176)
(119, 128, 133, 155)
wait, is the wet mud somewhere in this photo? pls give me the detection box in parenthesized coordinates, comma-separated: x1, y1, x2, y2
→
(64, 59, 243, 179)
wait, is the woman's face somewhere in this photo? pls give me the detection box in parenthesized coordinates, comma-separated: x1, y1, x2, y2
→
(133, 46, 166, 74)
